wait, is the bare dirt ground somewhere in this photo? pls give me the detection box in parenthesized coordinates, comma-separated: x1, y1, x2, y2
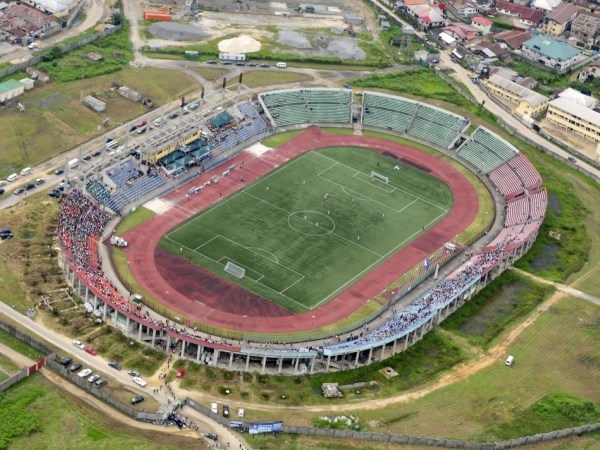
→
(0, 341, 36, 367)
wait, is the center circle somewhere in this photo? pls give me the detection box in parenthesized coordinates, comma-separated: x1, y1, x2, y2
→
(287, 210, 336, 236)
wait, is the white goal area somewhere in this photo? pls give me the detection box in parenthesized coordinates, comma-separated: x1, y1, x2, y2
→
(371, 171, 389, 184)
(225, 261, 246, 279)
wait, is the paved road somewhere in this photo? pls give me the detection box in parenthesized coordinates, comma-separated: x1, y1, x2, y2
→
(0, 301, 246, 448)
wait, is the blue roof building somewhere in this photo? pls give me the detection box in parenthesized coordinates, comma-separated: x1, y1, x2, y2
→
(521, 35, 581, 71)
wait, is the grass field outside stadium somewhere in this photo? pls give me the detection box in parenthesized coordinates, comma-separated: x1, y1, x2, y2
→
(159, 147, 453, 312)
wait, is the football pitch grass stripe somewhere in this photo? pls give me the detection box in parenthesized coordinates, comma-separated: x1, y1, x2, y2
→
(161, 147, 452, 311)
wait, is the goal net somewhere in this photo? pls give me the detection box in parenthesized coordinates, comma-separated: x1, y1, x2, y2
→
(225, 261, 246, 279)
(371, 171, 389, 184)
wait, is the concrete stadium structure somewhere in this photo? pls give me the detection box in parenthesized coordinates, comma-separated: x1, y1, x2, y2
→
(58, 88, 546, 374)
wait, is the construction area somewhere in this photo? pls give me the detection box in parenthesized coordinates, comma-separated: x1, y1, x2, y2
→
(142, 0, 376, 60)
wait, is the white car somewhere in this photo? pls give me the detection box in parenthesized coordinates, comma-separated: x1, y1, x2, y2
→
(211, 402, 218, 414)
(132, 376, 147, 387)
(77, 368, 92, 378)
(238, 408, 245, 418)
(87, 374, 100, 383)
(73, 339, 85, 350)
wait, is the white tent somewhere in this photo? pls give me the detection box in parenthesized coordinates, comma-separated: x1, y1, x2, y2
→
(531, 0, 561, 11)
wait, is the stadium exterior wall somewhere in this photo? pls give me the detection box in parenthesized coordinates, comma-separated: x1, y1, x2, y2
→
(57, 90, 544, 375)
(62, 227, 538, 374)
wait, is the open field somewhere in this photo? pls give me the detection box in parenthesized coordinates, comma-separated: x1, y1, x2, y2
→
(240, 70, 313, 88)
(160, 146, 452, 311)
(0, 67, 199, 178)
(0, 373, 198, 449)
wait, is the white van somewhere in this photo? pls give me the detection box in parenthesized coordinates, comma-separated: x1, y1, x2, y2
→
(201, 131, 209, 138)
(505, 355, 514, 366)
(7, 173, 18, 182)
(20, 167, 32, 176)
(276, 62, 287, 68)
(153, 118, 162, 127)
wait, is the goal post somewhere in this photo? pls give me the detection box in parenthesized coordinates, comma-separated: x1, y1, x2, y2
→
(370, 171, 389, 184)
(225, 261, 246, 279)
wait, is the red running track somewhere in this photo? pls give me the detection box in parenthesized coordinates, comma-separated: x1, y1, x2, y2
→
(122, 128, 478, 333)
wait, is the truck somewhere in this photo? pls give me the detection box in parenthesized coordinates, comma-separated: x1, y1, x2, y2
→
(68, 158, 79, 169)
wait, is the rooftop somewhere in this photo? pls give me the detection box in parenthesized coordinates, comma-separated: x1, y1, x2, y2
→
(523, 35, 581, 61)
(487, 74, 549, 107)
(495, 1, 545, 22)
(546, 2, 578, 24)
(0, 79, 24, 94)
(472, 16, 493, 26)
(558, 87, 597, 108)
(549, 97, 600, 126)
(494, 29, 533, 48)
(531, 0, 562, 11)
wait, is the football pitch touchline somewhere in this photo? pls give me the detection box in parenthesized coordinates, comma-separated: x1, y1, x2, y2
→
(313, 151, 447, 211)
(241, 191, 384, 258)
(311, 208, 448, 309)
(163, 235, 310, 311)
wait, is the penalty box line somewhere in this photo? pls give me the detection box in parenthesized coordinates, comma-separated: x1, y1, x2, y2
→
(313, 151, 447, 212)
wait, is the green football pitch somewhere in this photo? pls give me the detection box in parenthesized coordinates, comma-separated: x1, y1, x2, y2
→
(160, 147, 453, 313)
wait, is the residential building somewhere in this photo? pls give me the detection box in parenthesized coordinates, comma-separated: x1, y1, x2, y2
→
(541, 3, 579, 36)
(570, 11, 600, 48)
(471, 41, 507, 58)
(521, 35, 581, 70)
(406, 3, 448, 28)
(578, 59, 600, 81)
(494, 29, 533, 49)
(531, 0, 562, 12)
(451, 0, 479, 17)
(484, 74, 549, 117)
(546, 88, 600, 142)
(572, 0, 598, 14)
(471, 16, 493, 34)
(495, 1, 545, 26)
(442, 23, 481, 42)
(0, 79, 25, 103)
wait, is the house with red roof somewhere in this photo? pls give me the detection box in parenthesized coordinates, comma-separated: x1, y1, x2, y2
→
(495, 1, 545, 26)
(471, 15, 493, 34)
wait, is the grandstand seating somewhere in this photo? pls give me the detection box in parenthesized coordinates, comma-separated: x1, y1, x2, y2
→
(489, 163, 525, 199)
(507, 153, 542, 191)
(107, 160, 140, 188)
(505, 196, 530, 227)
(260, 89, 351, 127)
(362, 93, 418, 133)
(457, 127, 518, 173)
(407, 104, 468, 149)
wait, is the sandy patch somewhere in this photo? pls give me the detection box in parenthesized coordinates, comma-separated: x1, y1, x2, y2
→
(218, 35, 262, 53)
(246, 143, 271, 157)
(144, 198, 174, 214)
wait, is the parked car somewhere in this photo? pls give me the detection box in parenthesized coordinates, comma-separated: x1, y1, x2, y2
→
(87, 374, 100, 383)
(203, 432, 218, 441)
(83, 155, 92, 161)
(92, 150, 101, 157)
(69, 363, 82, 372)
(343, 83, 351, 89)
(207, 60, 217, 64)
(55, 169, 64, 175)
(34, 178, 45, 185)
(0, 229, 13, 240)
(189, 103, 199, 110)
(223, 405, 230, 417)
(132, 376, 147, 387)
(25, 183, 36, 190)
(128, 124, 138, 132)
(14, 187, 25, 195)
(48, 190, 61, 198)
(108, 361, 122, 370)
(84, 346, 97, 356)
(137, 126, 147, 134)
(94, 378, 107, 388)
(247, 61, 256, 67)
(236, 61, 245, 66)
(238, 408, 245, 418)
(128, 370, 140, 377)
(168, 111, 179, 119)
(131, 396, 145, 405)
(61, 357, 73, 368)
(72, 340, 85, 350)
(211, 402, 218, 414)
(221, 61, 232, 65)
(0, 188, 4, 195)
(77, 368, 92, 378)
(259, 63, 270, 68)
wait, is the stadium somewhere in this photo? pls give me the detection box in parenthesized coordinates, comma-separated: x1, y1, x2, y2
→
(58, 88, 546, 374)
